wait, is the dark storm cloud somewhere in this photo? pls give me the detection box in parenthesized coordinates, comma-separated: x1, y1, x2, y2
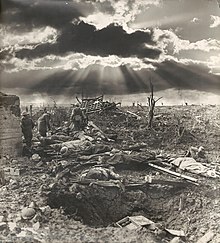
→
(1, 0, 95, 29)
(15, 22, 161, 59)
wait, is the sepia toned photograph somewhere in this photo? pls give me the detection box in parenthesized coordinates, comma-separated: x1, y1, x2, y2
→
(0, 0, 220, 242)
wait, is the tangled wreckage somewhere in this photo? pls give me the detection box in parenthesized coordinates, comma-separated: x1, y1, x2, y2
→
(1, 92, 220, 243)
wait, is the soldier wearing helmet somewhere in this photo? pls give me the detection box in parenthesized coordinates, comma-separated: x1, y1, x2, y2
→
(37, 108, 51, 137)
(70, 104, 84, 131)
(21, 111, 35, 148)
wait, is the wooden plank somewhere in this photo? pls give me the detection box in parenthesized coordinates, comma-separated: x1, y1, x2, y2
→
(126, 110, 141, 119)
(148, 163, 198, 183)
(165, 228, 185, 237)
(88, 121, 112, 141)
(196, 230, 215, 243)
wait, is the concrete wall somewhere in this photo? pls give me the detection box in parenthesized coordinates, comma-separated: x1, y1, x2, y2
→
(0, 92, 23, 161)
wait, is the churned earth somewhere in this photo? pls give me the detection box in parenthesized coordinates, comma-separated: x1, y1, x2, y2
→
(0, 105, 220, 243)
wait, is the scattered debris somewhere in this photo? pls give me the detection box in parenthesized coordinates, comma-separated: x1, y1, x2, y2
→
(169, 237, 181, 243)
(165, 228, 186, 237)
(0, 169, 6, 185)
(78, 95, 120, 114)
(0, 222, 7, 231)
(116, 215, 155, 230)
(31, 154, 41, 162)
(21, 207, 36, 220)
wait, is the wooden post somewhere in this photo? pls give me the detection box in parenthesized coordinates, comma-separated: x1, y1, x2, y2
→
(147, 79, 162, 128)
(30, 105, 33, 118)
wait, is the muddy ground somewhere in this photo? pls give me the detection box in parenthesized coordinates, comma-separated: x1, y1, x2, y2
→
(0, 105, 220, 243)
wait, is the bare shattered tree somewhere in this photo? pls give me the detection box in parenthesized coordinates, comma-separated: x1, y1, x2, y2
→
(147, 79, 162, 128)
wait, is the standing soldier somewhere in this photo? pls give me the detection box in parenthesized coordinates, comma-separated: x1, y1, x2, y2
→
(21, 111, 35, 148)
(38, 108, 51, 137)
(70, 104, 83, 131)
(81, 108, 88, 130)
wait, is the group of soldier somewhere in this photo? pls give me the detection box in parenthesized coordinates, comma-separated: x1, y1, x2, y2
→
(21, 104, 87, 149)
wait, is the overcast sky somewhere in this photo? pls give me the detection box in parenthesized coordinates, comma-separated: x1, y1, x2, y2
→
(0, 0, 220, 104)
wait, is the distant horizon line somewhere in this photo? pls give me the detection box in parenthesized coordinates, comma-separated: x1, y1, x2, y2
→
(20, 102, 220, 107)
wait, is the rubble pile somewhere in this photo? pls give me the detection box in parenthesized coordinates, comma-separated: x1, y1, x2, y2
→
(80, 95, 121, 114)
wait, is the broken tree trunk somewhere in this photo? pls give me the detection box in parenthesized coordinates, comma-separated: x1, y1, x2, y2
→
(147, 79, 162, 128)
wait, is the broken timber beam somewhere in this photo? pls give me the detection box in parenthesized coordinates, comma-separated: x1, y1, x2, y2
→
(126, 110, 141, 119)
(196, 230, 215, 243)
(88, 121, 112, 141)
(76, 96, 82, 104)
(148, 163, 198, 184)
